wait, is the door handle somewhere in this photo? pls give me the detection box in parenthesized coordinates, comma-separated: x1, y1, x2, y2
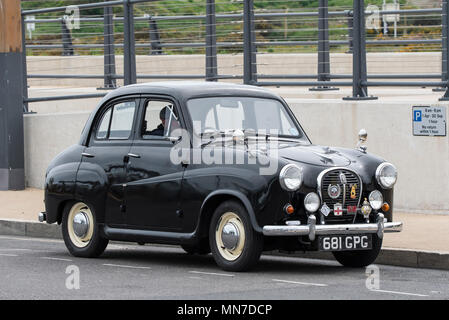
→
(127, 153, 141, 159)
(81, 152, 95, 158)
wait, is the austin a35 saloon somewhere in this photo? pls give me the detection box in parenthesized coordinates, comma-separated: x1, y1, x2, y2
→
(40, 82, 402, 271)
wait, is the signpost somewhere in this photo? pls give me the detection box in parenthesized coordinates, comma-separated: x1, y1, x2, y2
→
(0, 0, 25, 190)
(412, 106, 447, 136)
(382, 0, 400, 37)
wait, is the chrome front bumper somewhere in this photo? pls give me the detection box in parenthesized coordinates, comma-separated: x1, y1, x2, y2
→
(262, 213, 403, 241)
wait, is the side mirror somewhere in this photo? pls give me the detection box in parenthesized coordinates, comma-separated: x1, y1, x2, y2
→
(357, 128, 367, 152)
(358, 128, 367, 142)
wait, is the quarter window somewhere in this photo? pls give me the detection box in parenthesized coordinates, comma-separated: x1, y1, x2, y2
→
(96, 101, 136, 140)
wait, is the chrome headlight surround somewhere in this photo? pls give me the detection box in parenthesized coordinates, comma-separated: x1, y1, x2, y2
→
(279, 164, 303, 191)
(369, 190, 383, 210)
(375, 162, 398, 189)
(304, 192, 320, 213)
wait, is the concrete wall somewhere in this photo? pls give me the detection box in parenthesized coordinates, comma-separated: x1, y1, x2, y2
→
(23, 96, 449, 214)
(26, 52, 442, 87)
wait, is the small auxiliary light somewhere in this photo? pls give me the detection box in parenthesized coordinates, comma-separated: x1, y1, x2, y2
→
(382, 202, 390, 212)
(284, 204, 294, 215)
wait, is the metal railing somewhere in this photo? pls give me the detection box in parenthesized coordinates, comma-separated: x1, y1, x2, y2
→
(20, 0, 449, 112)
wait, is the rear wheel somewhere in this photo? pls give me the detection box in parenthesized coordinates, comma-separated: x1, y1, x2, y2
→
(209, 200, 263, 272)
(332, 234, 382, 267)
(62, 201, 108, 258)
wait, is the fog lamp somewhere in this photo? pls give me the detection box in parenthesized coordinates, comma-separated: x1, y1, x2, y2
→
(369, 190, 383, 210)
(304, 192, 320, 213)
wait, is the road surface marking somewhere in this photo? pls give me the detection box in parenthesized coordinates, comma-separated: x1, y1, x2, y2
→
(0, 235, 62, 243)
(272, 279, 328, 287)
(370, 289, 429, 297)
(188, 276, 202, 280)
(102, 263, 152, 270)
(189, 270, 235, 277)
(0, 253, 18, 257)
(0, 248, 32, 251)
(41, 257, 73, 262)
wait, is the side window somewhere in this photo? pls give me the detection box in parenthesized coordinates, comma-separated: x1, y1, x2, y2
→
(141, 100, 180, 139)
(95, 100, 136, 140)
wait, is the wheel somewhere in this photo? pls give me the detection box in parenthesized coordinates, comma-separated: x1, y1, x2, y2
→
(181, 241, 210, 255)
(209, 200, 263, 272)
(332, 235, 383, 268)
(62, 201, 109, 258)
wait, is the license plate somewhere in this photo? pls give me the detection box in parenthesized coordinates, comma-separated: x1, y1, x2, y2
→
(318, 234, 372, 251)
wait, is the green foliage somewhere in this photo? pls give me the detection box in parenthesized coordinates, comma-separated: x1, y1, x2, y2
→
(22, 0, 438, 56)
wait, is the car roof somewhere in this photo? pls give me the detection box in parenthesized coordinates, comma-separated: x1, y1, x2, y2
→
(79, 81, 283, 146)
(101, 81, 282, 102)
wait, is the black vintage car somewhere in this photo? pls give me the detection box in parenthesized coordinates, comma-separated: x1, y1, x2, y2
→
(39, 82, 402, 271)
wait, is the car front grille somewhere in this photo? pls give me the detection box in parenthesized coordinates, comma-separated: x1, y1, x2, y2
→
(318, 168, 362, 221)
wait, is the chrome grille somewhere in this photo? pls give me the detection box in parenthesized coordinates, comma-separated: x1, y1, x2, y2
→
(318, 168, 362, 220)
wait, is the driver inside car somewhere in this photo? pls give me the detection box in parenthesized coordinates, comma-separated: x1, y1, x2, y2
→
(145, 106, 180, 137)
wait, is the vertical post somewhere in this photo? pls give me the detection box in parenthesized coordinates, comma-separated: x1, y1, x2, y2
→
(123, 0, 136, 85)
(243, 0, 257, 85)
(103, 3, 116, 89)
(343, 0, 377, 100)
(0, 0, 25, 190)
(346, 10, 353, 54)
(149, 16, 162, 55)
(21, 17, 29, 113)
(440, 0, 449, 100)
(205, 0, 218, 81)
(61, 18, 74, 56)
(310, 0, 338, 91)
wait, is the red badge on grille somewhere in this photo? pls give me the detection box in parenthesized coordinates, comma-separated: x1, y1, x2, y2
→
(333, 203, 343, 216)
(347, 206, 357, 214)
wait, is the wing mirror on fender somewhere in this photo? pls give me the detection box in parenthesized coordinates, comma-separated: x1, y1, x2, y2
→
(357, 128, 367, 153)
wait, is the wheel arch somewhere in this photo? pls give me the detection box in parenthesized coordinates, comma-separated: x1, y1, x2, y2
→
(197, 190, 263, 240)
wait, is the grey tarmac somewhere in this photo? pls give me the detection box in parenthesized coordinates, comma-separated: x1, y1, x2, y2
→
(0, 235, 448, 300)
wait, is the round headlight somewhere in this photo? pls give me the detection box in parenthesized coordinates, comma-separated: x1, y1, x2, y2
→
(369, 190, 383, 210)
(375, 162, 398, 189)
(279, 164, 303, 191)
(304, 192, 320, 213)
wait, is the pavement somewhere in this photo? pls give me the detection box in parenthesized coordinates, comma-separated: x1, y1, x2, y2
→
(1, 235, 448, 300)
(1, 188, 449, 271)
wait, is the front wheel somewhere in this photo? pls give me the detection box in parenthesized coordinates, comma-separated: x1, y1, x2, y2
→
(62, 201, 109, 258)
(209, 200, 263, 272)
(332, 235, 382, 268)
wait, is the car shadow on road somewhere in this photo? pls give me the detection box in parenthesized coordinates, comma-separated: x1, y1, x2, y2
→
(98, 245, 354, 275)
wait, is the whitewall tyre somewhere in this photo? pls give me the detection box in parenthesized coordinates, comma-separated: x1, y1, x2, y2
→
(209, 200, 263, 272)
(62, 201, 109, 258)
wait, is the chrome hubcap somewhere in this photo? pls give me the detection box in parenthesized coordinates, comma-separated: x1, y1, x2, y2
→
(73, 212, 90, 238)
(221, 222, 240, 250)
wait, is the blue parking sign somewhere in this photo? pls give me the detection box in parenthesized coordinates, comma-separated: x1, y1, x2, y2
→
(413, 110, 422, 122)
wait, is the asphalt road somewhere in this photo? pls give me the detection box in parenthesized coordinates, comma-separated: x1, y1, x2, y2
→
(0, 235, 448, 300)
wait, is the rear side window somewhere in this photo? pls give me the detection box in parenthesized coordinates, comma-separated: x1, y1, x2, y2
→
(96, 101, 136, 140)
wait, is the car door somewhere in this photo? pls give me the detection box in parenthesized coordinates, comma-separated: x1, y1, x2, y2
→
(76, 97, 138, 227)
(125, 97, 186, 231)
